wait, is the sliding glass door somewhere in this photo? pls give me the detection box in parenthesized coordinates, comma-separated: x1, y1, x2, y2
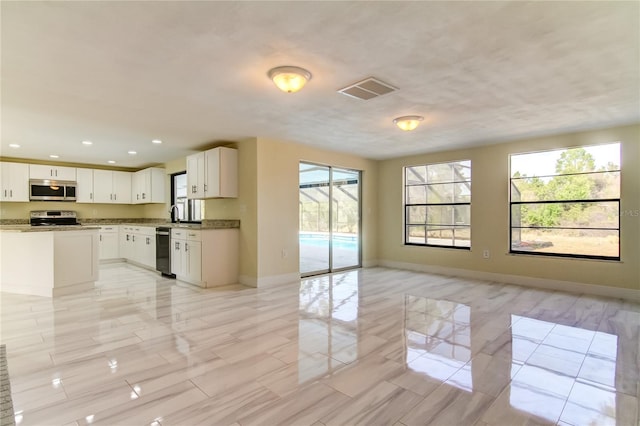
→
(299, 162, 361, 276)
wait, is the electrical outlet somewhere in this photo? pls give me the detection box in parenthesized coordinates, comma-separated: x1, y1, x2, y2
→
(483, 249, 490, 259)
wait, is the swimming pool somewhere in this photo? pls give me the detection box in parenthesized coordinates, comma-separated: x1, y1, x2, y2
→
(299, 234, 358, 250)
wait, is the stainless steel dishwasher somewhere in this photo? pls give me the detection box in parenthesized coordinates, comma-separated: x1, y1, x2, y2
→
(156, 227, 175, 277)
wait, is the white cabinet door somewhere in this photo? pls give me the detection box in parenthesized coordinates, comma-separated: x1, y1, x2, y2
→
(93, 170, 114, 203)
(29, 164, 76, 180)
(0, 162, 29, 202)
(149, 168, 165, 203)
(92, 171, 132, 204)
(119, 227, 133, 260)
(99, 227, 119, 260)
(141, 234, 156, 268)
(132, 168, 165, 204)
(186, 240, 202, 282)
(170, 238, 184, 276)
(113, 171, 132, 204)
(205, 147, 238, 198)
(132, 170, 143, 204)
(186, 152, 205, 199)
(76, 168, 94, 203)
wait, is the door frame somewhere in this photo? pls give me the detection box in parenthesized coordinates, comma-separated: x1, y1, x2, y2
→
(299, 161, 362, 277)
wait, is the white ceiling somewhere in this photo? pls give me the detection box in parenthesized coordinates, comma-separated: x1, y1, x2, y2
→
(1, 1, 638, 168)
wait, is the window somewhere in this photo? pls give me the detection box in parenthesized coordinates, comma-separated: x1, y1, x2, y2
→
(404, 160, 471, 248)
(510, 143, 620, 260)
(170, 172, 204, 223)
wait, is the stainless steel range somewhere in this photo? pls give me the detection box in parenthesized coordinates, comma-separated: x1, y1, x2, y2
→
(30, 210, 80, 226)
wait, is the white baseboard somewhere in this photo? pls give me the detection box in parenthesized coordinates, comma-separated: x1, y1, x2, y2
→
(378, 259, 640, 302)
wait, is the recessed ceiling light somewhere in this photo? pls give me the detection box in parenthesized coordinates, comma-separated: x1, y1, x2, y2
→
(49, 154, 59, 159)
(128, 150, 137, 155)
(9, 143, 20, 148)
(152, 139, 162, 144)
(108, 160, 116, 164)
(82, 140, 93, 145)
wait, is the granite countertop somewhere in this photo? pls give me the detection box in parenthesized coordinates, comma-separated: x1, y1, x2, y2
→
(0, 225, 100, 233)
(89, 220, 240, 230)
(0, 218, 240, 231)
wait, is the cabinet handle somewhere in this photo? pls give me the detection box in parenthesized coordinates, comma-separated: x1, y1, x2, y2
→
(114, 194, 117, 201)
(3, 190, 6, 197)
(137, 194, 139, 200)
(175, 241, 180, 250)
(204, 184, 207, 192)
(9, 190, 12, 197)
(110, 194, 113, 200)
(185, 242, 188, 252)
(132, 235, 135, 242)
(126, 234, 129, 241)
(142, 193, 146, 199)
(90, 193, 93, 200)
(50, 169, 53, 176)
(100, 235, 102, 242)
(146, 237, 149, 245)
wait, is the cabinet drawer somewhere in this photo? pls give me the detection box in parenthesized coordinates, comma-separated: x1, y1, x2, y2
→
(136, 226, 156, 236)
(186, 231, 201, 241)
(172, 229, 186, 239)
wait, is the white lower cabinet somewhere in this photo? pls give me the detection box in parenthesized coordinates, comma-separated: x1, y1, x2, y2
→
(171, 228, 238, 287)
(99, 226, 119, 260)
(119, 225, 156, 269)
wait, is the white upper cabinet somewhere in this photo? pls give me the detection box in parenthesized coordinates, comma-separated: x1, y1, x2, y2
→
(187, 147, 237, 199)
(132, 167, 165, 204)
(186, 152, 206, 199)
(0, 162, 29, 202)
(76, 168, 94, 203)
(29, 164, 76, 181)
(93, 170, 132, 204)
(205, 147, 238, 198)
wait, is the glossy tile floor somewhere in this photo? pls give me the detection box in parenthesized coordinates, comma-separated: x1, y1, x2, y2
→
(1, 263, 639, 426)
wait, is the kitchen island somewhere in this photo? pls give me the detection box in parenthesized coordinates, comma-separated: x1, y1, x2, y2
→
(0, 226, 99, 297)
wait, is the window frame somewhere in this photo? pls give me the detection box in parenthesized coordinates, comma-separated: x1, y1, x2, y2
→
(403, 160, 471, 250)
(170, 172, 204, 224)
(509, 144, 621, 261)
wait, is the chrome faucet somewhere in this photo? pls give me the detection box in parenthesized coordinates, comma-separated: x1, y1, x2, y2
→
(169, 204, 180, 223)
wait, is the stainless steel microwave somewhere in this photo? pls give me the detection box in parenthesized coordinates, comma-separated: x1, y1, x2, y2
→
(29, 179, 77, 201)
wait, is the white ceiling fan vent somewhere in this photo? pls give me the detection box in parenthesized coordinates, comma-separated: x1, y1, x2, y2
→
(337, 77, 398, 100)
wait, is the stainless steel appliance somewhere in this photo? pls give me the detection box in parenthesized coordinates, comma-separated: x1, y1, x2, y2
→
(156, 227, 175, 277)
(30, 210, 80, 226)
(29, 179, 77, 201)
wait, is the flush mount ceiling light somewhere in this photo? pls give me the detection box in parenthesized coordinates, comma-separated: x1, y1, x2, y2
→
(151, 139, 162, 144)
(82, 140, 93, 145)
(393, 115, 424, 131)
(9, 143, 20, 148)
(268, 66, 312, 93)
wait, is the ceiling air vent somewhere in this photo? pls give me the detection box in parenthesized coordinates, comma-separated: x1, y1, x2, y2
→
(337, 77, 398, 100)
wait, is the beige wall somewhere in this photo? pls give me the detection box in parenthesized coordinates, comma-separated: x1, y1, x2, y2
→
(236, 138, 258, 281)
(254, 137, 378, 282)
(378, 124, 640, 291)
(0, 200, 149, 220)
